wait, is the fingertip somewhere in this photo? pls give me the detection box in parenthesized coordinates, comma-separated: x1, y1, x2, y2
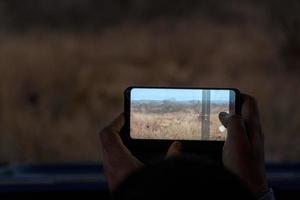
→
(166, 141, 182, 158)
(99, 113, 125, 138)
(241, 93, 256, 103)
(241, 94, 259, 112)
(219, 112, 229, 127)
(172, 141, 182, 150)
(109, 113, 125, 132)
(219, 112, 228, 119)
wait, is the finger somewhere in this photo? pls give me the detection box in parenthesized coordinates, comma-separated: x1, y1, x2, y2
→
(240, 94, 263, 145)
(107, 113, 125, 135)
(221, 113, 249, 146)
(99, 114, 143, 191)
(166, 141, 182, 158)
(99, 113, 126, 153)
(219, 112, 229, 128)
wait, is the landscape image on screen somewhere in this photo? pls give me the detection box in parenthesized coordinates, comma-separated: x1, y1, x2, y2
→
(130, 88, 230, 141)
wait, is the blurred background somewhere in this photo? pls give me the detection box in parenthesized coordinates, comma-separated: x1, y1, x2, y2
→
(0, 0, 299, 165)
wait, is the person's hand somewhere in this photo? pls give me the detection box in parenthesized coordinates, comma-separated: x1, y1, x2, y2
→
(219, 94, 268, 197)
(99, 114, 182, 192)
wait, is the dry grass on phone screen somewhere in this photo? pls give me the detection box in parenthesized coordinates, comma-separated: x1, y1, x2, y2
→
(131, 101, 227, 141)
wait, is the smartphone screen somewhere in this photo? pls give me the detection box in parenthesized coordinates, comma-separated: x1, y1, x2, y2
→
(129, 88, 237, 141)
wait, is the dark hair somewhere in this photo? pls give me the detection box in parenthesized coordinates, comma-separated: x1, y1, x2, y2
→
(113, 155, 255, 200)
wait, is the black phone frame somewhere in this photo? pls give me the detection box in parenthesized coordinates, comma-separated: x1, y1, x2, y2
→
(123, 86, 241, 163)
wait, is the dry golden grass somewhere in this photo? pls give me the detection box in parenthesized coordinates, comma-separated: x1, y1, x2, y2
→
(131, 100, 228, 141)
(131, 112, 226, 141)
(0, 18, 299, 162)
(131, 112, 202, 140)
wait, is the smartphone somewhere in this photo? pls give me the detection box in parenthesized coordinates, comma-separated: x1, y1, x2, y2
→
(125, 87, 240, 142)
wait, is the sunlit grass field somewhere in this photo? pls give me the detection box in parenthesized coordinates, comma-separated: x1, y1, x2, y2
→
(131, 101, 227, 140)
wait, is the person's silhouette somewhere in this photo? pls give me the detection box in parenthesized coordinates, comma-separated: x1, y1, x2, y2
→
(99, 93, 275, 200)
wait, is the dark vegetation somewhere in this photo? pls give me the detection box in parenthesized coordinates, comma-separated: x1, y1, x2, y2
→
(0, 0, 299, 162)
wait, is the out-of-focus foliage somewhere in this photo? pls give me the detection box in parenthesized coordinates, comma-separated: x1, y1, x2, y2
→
(0, 0, 299, 163)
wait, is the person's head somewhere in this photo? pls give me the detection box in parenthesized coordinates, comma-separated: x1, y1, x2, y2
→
(113, 155, 255, 200)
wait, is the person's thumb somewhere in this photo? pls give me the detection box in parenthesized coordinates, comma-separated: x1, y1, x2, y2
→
(219, 112, 230, 128)
(166, 141, 182, 158)
(219, 112, 249, 145)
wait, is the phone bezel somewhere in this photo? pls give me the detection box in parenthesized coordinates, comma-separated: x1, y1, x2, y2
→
(123, 86, 241, 160)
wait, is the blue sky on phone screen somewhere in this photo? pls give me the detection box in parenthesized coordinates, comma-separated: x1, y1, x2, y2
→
(131, 88, 230, 102)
